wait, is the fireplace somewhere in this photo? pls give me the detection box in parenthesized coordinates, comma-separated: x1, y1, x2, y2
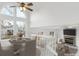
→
(64, 29, 76, 46)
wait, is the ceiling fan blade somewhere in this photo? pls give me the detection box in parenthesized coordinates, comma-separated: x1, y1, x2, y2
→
(26, 7, 33, 11)
(27, 3, 33, 6)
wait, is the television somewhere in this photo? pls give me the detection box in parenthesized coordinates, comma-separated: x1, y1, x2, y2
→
(64, 29, 76, 36)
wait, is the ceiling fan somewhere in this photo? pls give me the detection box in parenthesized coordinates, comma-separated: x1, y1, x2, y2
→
(10, 2, 33, 12)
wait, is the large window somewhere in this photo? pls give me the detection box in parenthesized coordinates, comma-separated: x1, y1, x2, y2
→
(0, 6, 26, 39)
(1, 6, 26, 18)
(16, 7, 26, 18)
(1, 20, 14, 39)
(1, 7, 13, 16)
(2, 19, 14, 28)
(16, 21, 25, 32)
(1, 20, 25, 39)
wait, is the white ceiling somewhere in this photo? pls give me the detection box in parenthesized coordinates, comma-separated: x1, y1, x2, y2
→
(31, 2, 79, 27)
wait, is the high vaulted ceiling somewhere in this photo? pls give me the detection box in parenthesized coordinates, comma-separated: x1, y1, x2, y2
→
(31, 2, 79, 27)
(0, 2, 79, 27)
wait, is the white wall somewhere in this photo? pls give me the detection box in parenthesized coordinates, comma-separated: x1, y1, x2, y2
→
(75, 27, 79, 55)
(31, 26, 64, 42)
(31, 2, 79, 27)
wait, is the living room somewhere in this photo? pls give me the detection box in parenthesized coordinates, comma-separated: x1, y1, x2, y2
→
(0, 2, 79, 56)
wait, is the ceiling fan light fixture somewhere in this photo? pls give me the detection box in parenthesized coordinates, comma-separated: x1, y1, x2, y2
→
(20, 7, 26, 11)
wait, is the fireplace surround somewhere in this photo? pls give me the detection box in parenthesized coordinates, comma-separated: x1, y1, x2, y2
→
(64, 29, 76, 46)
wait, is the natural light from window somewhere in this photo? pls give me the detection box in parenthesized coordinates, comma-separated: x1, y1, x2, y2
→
(0, 6, 26, 18)
(1, 7, 13, 16)
(16, 7, 26, 18)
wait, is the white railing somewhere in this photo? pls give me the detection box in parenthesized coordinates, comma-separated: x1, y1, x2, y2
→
(31, 34, 58, 56)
